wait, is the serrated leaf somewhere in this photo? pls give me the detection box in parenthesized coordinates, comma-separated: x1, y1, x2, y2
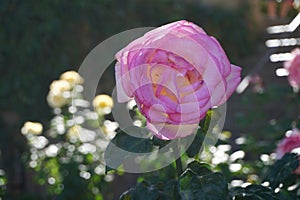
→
(263, 153, 299, 189)
(187, 161, 211, 176)
(105, 126, 153, 172)
(178, 169, 228, 200)
(120, 180, 177, 200)
(229, 185, 279, 200)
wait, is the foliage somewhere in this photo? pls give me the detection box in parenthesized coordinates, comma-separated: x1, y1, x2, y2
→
(229, 185, 278, 200)
(116, 123, 300, 199)
(119, 161, 228, 200)
(1, 1, 257, 197)
(0, 162, 6, 198)
(112, 95, 300, 199)
(4, 1, 299, 199)
(263, 153, 299, 190)
(118, 153, 300, 199)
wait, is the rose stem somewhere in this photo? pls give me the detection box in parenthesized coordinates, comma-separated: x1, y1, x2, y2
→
(172, 142, 183, 177)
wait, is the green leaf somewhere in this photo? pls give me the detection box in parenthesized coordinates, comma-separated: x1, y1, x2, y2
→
(263, 153, 299, 189)
(185, 128, 205, 158)
(105, 126, 154, 172)
(152, 136, 171, 149)
(186, 161, 211, 176)
(178, 169, 228, 200)
(277, 188, 299, 200)
(229, 185, 279, 200)
(120, 180, 178, 200)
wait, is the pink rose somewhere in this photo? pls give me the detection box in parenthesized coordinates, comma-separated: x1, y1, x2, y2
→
(276, 128, 300, 174)
(115, 20, 241, 140)
(284, 48, 300, 92)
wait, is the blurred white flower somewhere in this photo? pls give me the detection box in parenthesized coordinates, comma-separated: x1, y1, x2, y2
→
(235, 137, 247, 145)
(78, 143, 96, 154)
(79, 171, 91, 180)
(102, 120, 118, 139)
(45, 144, 60, 157)
(94, 165, 105, 175)
(229, 150, 245, 162)
(217, 144, 231, 152)
(230, 180, 244, 187)
(79, 129, 96, 143)
(229, 163, 242, 172)
(212, 149, 229, 165)
(29, 136, 48, 149)
(67, 125, 82, 142)
(260, 154, 271, 165)
(104, 174, 114, 182)
(127, 99, 136, 110)
(48, 177, 56, 185)
(133, 120, 142, 127)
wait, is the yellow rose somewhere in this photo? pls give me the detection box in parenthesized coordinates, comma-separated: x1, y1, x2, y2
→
(49, 80, 72, 94)
(92, 94, 114, 115)
(47, 91, 69, 108)
(21, 121, 43, 135)
(60, 71, 84, 86)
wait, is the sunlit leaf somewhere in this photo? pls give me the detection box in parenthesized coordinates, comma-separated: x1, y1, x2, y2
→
(178, 168, 228, 200)
(120, 180, 177, 200)
(105, 126, 153, 172)
(186, 161, 211, 176)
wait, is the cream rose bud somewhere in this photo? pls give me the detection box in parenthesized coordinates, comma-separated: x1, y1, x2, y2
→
(49, 80, 72, 94)
(115, 20, 241, 140)
(93, 94, 114, 115)
(47, 79, 72, 108)
(47, 91, 69, 108)
(284, 48, 300, 92)
(21, 121, 43, 135)
(60, 70, 84, 86)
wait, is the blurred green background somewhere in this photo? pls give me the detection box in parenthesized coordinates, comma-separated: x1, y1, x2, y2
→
(1, 0, 299, 199)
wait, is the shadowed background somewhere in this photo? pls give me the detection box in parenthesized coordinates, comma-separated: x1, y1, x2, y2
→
(1, 0, 299, 199)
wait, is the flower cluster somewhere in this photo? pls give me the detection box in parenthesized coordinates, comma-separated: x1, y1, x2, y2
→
(46, 71, 84, 108)
(21, 71, 117, 198)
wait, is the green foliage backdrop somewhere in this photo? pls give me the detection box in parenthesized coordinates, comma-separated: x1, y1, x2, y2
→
(0, 0, 257, 199)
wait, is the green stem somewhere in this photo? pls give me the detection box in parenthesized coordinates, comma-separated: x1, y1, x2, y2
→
(172, 143, 183, 177)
